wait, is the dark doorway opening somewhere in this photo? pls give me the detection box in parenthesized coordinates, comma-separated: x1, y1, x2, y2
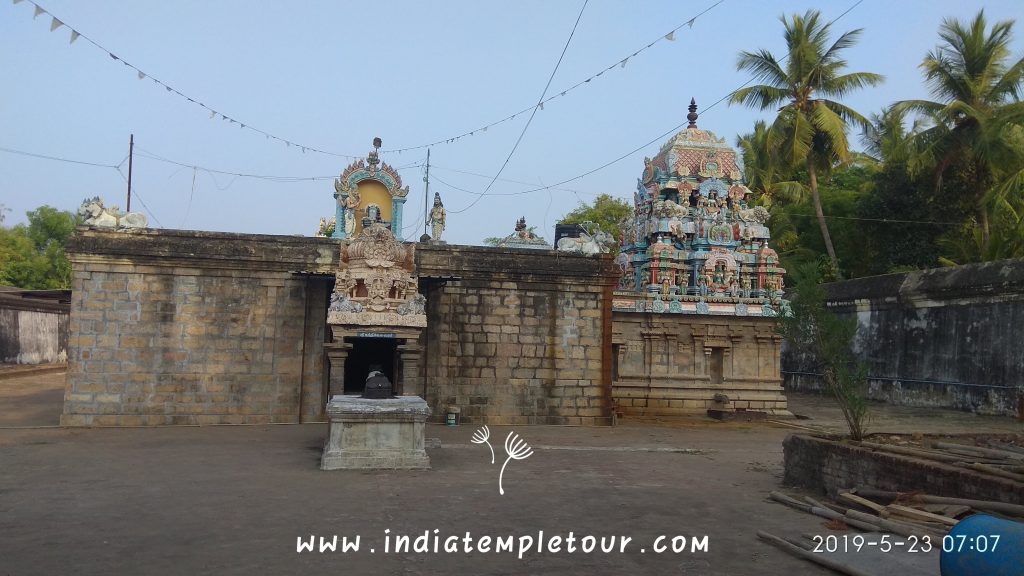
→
(344, 337, 398, 395)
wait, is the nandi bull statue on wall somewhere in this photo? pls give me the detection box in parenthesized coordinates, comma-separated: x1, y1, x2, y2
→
(556, 222, 616, 255)
(78, 197, 148, 229)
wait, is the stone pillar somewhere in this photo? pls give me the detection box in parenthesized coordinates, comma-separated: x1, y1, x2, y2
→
(325, 341, 353, 397)
(332, 191, 347, 239)
(397, 341, 422, 397)
(392, 196, 406, 235)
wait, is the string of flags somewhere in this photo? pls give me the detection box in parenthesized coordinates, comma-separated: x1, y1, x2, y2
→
(380, 0, 724, 154)
(11, 0, 362, 160)
(11, 0, 722, 161)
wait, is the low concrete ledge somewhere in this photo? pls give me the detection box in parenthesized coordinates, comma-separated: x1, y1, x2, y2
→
(783, 434, 1024, 505)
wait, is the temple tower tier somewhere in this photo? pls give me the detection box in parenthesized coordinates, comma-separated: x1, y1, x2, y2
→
(610, 99, 790, 419)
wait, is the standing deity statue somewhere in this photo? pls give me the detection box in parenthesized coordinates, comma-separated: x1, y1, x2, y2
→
(428, 192, 446, 241)
(344, 186, 361, 236)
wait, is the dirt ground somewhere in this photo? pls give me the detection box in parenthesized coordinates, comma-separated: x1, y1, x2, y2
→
(0, 370, 1019, 575)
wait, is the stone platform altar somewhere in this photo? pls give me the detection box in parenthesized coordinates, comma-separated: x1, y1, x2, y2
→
(320, 395, 431, 470)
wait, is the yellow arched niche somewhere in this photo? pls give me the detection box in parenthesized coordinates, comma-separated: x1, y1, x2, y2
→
(353, 179, 393, 236)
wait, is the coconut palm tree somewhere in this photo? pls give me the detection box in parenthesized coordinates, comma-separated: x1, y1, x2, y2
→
(736, 121, 804, 207)
(860, 106, 926, 165)
(730, 10, 883, 276)
(896, 10, 1024, 249)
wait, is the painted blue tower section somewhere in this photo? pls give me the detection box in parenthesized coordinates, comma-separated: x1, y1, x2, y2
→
(391, 197, 405, 237)
(332, 190, 347, 239)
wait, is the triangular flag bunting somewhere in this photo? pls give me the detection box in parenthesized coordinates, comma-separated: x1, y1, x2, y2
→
(539, 102, 544, 110)
(109, 53, 119, 61)
(621, 58, 629, 68)
(665, 31, 675, 41)
(13, 0, 26, 5)
(50, 17, 63, 32)
(165, 86, 172, 92)
(69, 30, 80, 44)
(210, 110, 216, 119)
(687, 18, 695, 28)
(137, 71, 145, 80)
(561, 91, 566, 96)
(33, 5, 45, 18)
(240, 124, 245, 129)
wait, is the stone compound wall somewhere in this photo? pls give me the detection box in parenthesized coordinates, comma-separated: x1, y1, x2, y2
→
(783, 259, 1024, 418)
(62, 229, 617, 426)
(417, 245, 618, 426)
(612, 314, 786, 416)
(783, 434, 1024, 505)
(62, 228, 335, 426)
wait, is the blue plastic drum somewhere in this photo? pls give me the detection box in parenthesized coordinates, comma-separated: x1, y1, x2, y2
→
(940, 514, 1024, 576)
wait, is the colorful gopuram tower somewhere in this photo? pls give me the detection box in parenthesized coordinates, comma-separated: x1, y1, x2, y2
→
(610, 99, 790, 418)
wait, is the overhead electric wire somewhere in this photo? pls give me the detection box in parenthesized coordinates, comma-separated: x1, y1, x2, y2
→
(445, 0, 869, 205)
(0, 145, 119, 169)
(11, 1, 362, 159)
(381, 0, 726, 154)
(450, 0, 589, 215)
(114, 167, 164, 228)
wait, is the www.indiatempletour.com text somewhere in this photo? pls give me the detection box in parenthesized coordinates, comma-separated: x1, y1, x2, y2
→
(296, 530, 710, 558)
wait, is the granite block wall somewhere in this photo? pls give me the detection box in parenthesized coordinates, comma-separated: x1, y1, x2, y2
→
(783, 259, 1024, 417)
(417, 244, 618, 426)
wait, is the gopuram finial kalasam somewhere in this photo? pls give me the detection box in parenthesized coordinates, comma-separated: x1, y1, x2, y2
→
(427, 192, 446, 242)
(686, 97, 699, 128)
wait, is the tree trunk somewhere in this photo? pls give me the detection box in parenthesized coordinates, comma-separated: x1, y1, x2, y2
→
(978, 204, 990, 252)
(808, 158, 840, 276)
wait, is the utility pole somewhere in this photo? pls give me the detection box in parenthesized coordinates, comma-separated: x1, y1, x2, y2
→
(423, 148, 431, 237)
(126, 134, 134, 212)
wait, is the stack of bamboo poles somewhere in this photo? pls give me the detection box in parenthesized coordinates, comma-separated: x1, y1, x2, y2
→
(854, 439, 1024, 484)
(760, 486, 1024, 575)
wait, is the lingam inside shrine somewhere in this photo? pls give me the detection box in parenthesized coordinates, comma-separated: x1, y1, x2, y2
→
(610, 100, 790, 417)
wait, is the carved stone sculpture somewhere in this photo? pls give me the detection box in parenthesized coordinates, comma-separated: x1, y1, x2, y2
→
(78, 197, 148, 230)
(428, 192, 446, 241)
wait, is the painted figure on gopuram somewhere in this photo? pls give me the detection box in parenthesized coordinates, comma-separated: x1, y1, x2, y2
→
(613, 99, 785, 317)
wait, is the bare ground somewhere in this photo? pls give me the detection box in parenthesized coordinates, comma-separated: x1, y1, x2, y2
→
(0, 372, 1018, 575)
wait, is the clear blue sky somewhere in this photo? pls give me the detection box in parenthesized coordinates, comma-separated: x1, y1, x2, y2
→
(2, 0, 1021, 245)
